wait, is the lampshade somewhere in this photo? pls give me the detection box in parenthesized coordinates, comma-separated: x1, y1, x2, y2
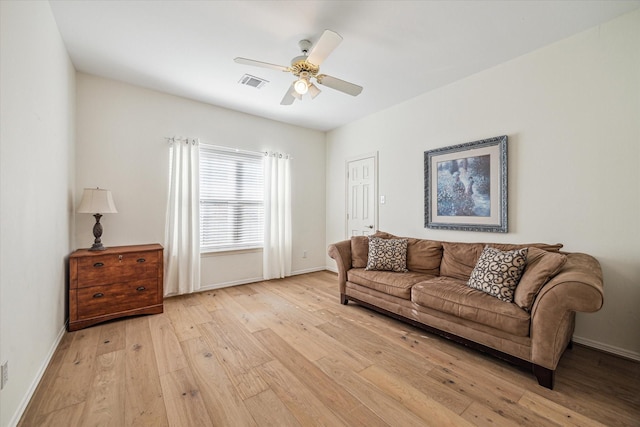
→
(308, 83, 321, 99)
(77, 188, 118, 214)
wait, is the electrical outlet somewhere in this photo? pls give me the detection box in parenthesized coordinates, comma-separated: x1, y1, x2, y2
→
(1, 360, 8, 389)
(302, 250, 307, 258)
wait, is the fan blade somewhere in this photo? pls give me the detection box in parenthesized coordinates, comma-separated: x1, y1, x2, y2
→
(280, 84, 296, 105)
(234, 57, 289, 72)
(316, 74, 363, 96)
(306, 30, 342, 66)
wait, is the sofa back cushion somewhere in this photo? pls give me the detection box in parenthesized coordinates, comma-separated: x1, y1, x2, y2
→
(354, 232, 442, 275)
(351, 236, 369, 268)
(440, 242, 485, 280)
(489, 243, 564, 253)
(406, 238, 443, 275)
(514, 247, 567, 311)
(441, 241, 564, 281)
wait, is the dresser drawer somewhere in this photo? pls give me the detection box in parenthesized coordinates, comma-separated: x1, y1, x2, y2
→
(76, 250, 159, 288)
(76, 279, 159, 320)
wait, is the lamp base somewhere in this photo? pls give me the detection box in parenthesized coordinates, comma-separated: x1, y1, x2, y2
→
(89, 242, 107, 251)
(88, 213, 107, 251)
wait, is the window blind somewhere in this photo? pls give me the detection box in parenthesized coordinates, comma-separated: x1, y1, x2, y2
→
(199, 145, 264, 251)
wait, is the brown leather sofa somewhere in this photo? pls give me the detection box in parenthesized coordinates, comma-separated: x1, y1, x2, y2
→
(327, 232, 604, 389)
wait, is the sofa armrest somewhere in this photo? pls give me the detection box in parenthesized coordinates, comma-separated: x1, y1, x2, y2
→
(327, 240, 352, 295)
(530, 253, 604, 369)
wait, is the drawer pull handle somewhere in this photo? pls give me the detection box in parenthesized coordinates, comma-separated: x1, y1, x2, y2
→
(93, 262, 104, 267)
(136, 286, 146, 292)
(137, 258, 146, 263)
(93, 292, 104, 298)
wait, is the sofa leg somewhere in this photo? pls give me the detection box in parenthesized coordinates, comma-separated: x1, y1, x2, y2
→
(533, 365, 554, 389)
(340, 293, 348, 305)
(567, 340, 573, 350)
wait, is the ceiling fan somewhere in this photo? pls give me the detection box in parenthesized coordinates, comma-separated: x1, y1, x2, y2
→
(234, 29, 363, 105)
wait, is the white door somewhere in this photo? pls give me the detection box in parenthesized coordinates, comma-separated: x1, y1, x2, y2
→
(346, 155, 377, 236)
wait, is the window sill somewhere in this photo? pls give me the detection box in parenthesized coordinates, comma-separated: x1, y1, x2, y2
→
(201, 247, 263, 257)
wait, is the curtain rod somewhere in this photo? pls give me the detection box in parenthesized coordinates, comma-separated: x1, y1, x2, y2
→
(165, 136, 198, 145)
(166, 138, 292, 159)
(200, 142, 266, 157)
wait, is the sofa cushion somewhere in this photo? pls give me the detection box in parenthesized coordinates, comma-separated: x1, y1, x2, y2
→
(351, 236, 369, 268)
(406, 238, 443, 275)
(365, 232, 442, 275)
(490, 242, 564, 253)
(514, 247, 568, 311)
(412, 277, 531, 336)
(365, 237, 408, 272)
(467, 246, 528, 303)
(373, 230, 397, 239)
(440, 241, 564, 281)
(440, 242, 485, 281)
(348, 268, 435, 299)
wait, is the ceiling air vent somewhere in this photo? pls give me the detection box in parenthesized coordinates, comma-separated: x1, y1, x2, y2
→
(239, 74, 268, 89)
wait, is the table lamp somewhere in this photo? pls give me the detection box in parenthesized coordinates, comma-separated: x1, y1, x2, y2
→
(77, 187, 118, 251)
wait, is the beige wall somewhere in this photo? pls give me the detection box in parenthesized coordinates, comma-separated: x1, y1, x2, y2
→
(0, 2, 76, 426)
(75, 74, 327, 289)
(326, 10, 640, 358)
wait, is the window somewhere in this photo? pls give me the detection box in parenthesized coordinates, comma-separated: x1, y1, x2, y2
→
(199, 145, 264, 252)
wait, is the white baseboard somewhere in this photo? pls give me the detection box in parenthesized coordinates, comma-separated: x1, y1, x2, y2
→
(197, 266, 327, 292)
(573, 335, 640, 362)
(325, 265, 338, 274)
(9, 324, 67, 427)
(198, 276, 265, 291)
(291, 266, 327, 275)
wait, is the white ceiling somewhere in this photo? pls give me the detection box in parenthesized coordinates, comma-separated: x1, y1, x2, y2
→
(49, 0, 640, 131)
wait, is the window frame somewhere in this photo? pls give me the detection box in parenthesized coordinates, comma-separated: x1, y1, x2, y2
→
(199, 144, 265, 253)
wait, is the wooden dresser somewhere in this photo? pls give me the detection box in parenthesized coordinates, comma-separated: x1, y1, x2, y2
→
(68, 244, 164, 331)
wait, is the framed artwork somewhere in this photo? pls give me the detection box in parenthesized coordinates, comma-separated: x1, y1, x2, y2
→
(424, 135, 507, 232)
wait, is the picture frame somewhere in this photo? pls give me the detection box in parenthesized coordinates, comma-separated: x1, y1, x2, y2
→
(424, 135, 507, 232)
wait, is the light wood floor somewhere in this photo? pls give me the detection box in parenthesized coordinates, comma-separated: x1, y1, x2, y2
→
(19, 271, 640, 427)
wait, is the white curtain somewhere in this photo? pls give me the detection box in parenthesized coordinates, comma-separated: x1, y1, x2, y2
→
(263, 152, 292, 280)
(164, 138, 200, 296)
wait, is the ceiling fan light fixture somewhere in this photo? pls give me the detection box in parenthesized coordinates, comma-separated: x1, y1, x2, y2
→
(308, 83, 321, 99)
(293, 78, 309, 95)
(235, 30, 362, 105)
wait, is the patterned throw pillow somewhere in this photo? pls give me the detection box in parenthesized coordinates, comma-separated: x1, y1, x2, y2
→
(365, 237, 408, 272)
(467, 246, 528, 302)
